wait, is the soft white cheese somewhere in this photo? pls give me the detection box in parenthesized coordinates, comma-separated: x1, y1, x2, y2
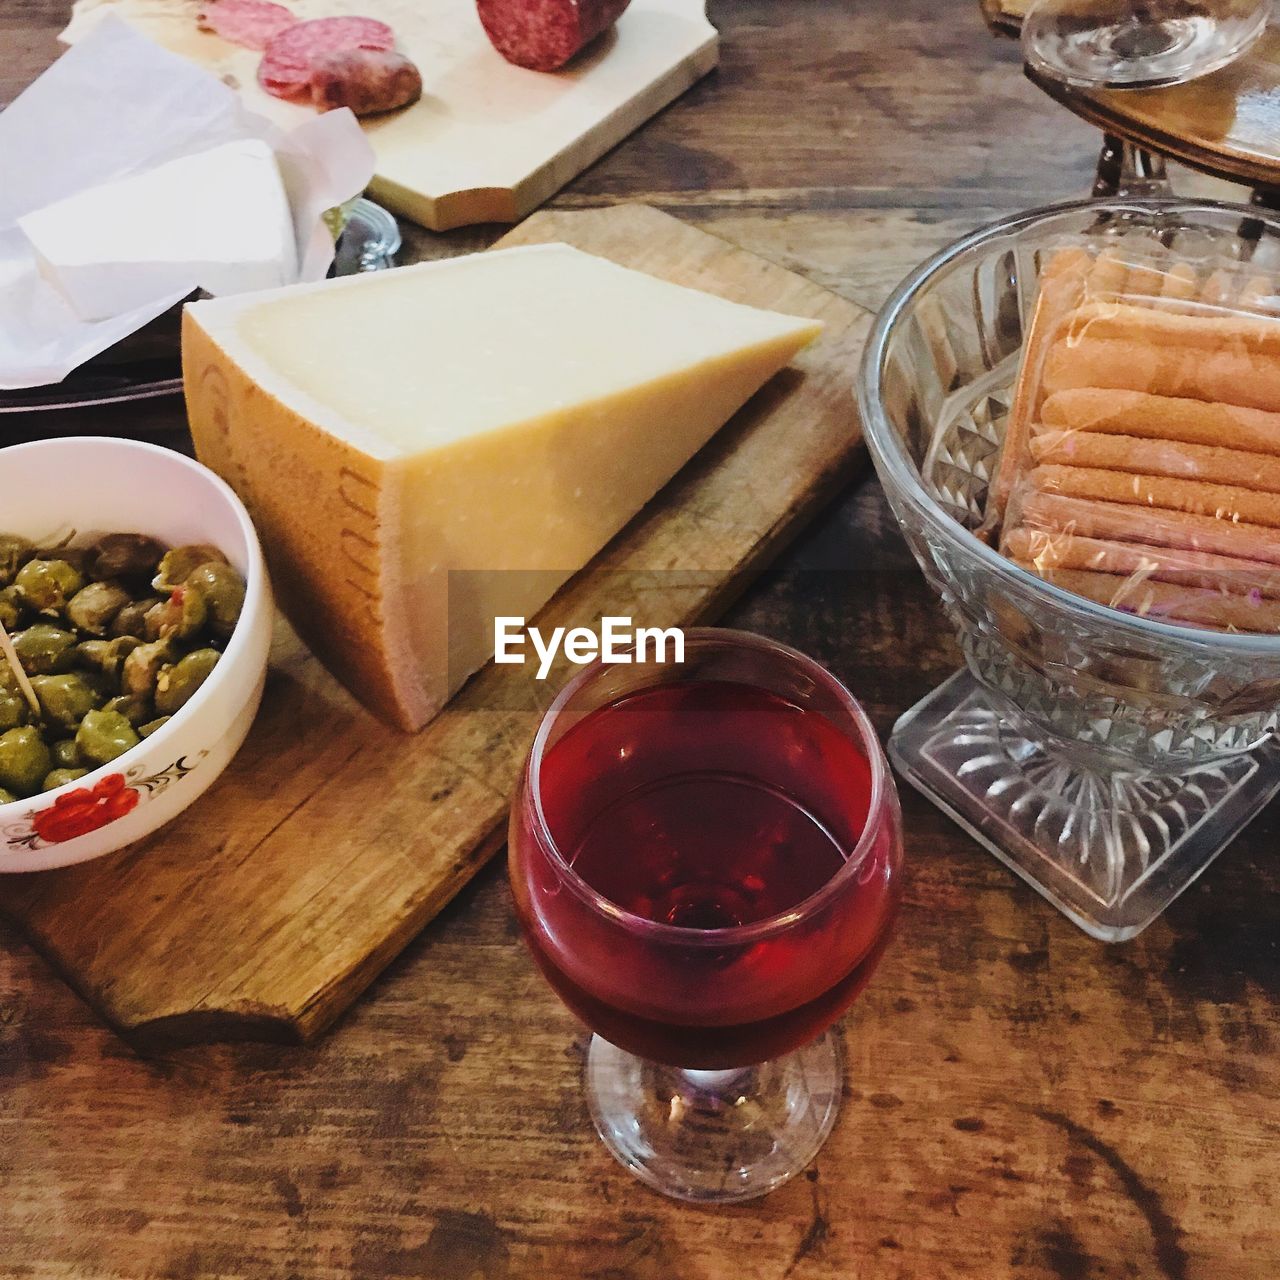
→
(18, 138, 297, 322)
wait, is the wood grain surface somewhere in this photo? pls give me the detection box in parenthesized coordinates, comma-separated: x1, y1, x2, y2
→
(4, 2, 1278, 1279)
(1, 203, 869, 1048)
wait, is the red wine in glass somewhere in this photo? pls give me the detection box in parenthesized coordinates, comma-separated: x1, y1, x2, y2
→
(519, 679, 897, 1067)
(508, 630, 904, 1203)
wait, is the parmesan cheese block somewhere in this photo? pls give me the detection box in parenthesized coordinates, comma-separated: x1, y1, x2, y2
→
(182, 243, 822, 730)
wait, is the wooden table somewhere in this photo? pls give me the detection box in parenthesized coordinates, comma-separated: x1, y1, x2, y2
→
(3, 3, 1277, 1277)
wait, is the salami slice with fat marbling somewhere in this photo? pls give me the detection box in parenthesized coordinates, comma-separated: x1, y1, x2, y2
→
(259, 15, 396, 99)
(310, 47, 423, 115)
(476, 0, 631, 72)
(197, 0, 298, 51)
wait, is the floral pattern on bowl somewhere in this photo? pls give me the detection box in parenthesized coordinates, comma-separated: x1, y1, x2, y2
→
(4, 752, 209, 852)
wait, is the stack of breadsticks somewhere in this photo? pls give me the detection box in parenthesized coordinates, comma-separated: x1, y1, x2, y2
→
(988, 245, 1280, 633)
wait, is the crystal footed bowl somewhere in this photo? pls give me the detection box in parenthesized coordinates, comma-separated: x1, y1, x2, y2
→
(856, 199, 1280, 939)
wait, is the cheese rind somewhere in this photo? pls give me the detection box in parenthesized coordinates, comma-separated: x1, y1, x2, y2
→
(183, 243, 821, 730)
(20, 139, 296, 322)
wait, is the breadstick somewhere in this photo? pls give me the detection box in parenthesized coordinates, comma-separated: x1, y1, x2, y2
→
(1013, 491, 1280, 566)
(1041, 337, 1280, 412)
(1061, 301, 1280, 356)
(1161, 263, 1198, 301)
(1238, 274, 1275, 313)
(1030, 464, 1280, 528)
(1084, 248, 1129, 300)
(1004, 528, 1280, 596)
(1030, 432, 1280, 494)
(980, 246, 1094, 537)
(1010, 561, 1280, 632)
(1040, 388, 1280, 458)
(1202, 269, 1235, 307)
(1124, 258, 1167, 298)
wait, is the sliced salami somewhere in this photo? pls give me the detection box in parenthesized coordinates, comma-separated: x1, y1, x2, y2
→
(476, 0, 631, 72)
(259, 15, 397, 100)
(310, 47, 423, 116)
(197, 0, 298, 52)
(258, 58, 311, 99)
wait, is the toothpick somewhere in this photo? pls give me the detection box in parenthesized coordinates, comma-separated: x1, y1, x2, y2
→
(0, 616, 40, 719)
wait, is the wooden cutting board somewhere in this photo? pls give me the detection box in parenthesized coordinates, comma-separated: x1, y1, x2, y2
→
(0, 205, 870, 1049)
(62, 0, 719, 230)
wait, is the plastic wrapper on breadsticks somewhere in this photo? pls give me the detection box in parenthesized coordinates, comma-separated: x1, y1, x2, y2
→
(983, 237, 1280, 635)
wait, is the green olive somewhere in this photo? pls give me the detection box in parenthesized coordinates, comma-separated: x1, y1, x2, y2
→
(154, 648, 219, 715)
(0, 534, 32, 588)
(0, 584, 24, 631)
(155, 584, 209, 641)
(0, 786, 16, 805)
(0, 530, 232, 784)
(30, 673, 98, 731)
(0, 726, 52, 796)
(66, 580, 131, 636)
(14, 558, 85, 614)
(79, 668, 114, 704)
(153, 544, 227, 593)
(74, 635, 140, 681)
(143, 600, 167, 642)
(184, 562, 245, 638)
(75, 709, 139, 766)
(110, 597, 161, 640)
(89, 533, 166, 582)
(103, 694, 153, 727)
(12, 623, 77, 675)
(42, 767, 88, 791)
(121, 638, 172, 698)
(35, 545, 92, 575)
(0, 689, 29, 732)
(73, 639, 112, 672)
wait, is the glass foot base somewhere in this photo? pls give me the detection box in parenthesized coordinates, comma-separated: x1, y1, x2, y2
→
(891, 671, 1280, 941)
(585, 1031, 842, 1203)
(1023, 2, 1267, 90)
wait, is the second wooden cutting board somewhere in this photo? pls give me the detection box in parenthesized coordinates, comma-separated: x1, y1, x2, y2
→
(63, 0, 719, 230)
(0, 204, 870, 1048)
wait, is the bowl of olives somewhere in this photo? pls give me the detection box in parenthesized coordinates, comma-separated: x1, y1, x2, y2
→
(0, 436, 272, 872)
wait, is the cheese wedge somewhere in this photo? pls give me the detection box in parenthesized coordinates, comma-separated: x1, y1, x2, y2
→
(183, 243, 822, 730)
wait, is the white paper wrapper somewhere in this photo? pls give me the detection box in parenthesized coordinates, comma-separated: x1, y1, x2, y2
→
(0, 16, 376, 390)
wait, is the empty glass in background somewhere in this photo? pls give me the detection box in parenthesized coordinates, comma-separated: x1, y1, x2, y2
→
(507, 630, 904, 1203)
(1022, 0, 1269, 89)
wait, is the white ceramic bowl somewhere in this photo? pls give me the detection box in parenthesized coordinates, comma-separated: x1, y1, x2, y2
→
(0, 437, 271, 873)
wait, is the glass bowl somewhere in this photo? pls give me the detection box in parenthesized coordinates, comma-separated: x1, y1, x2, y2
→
(857, 198, 1280, 940)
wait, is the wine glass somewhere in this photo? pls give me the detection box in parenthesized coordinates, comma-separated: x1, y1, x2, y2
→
(1022, 0, 1269, 89)
(508, 629, 904, 1203)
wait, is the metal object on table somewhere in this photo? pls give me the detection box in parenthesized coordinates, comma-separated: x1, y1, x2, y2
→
(0, 196, 401, 415)
(330, 196, 401, 275)
(1092, 133, 1170, 198)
